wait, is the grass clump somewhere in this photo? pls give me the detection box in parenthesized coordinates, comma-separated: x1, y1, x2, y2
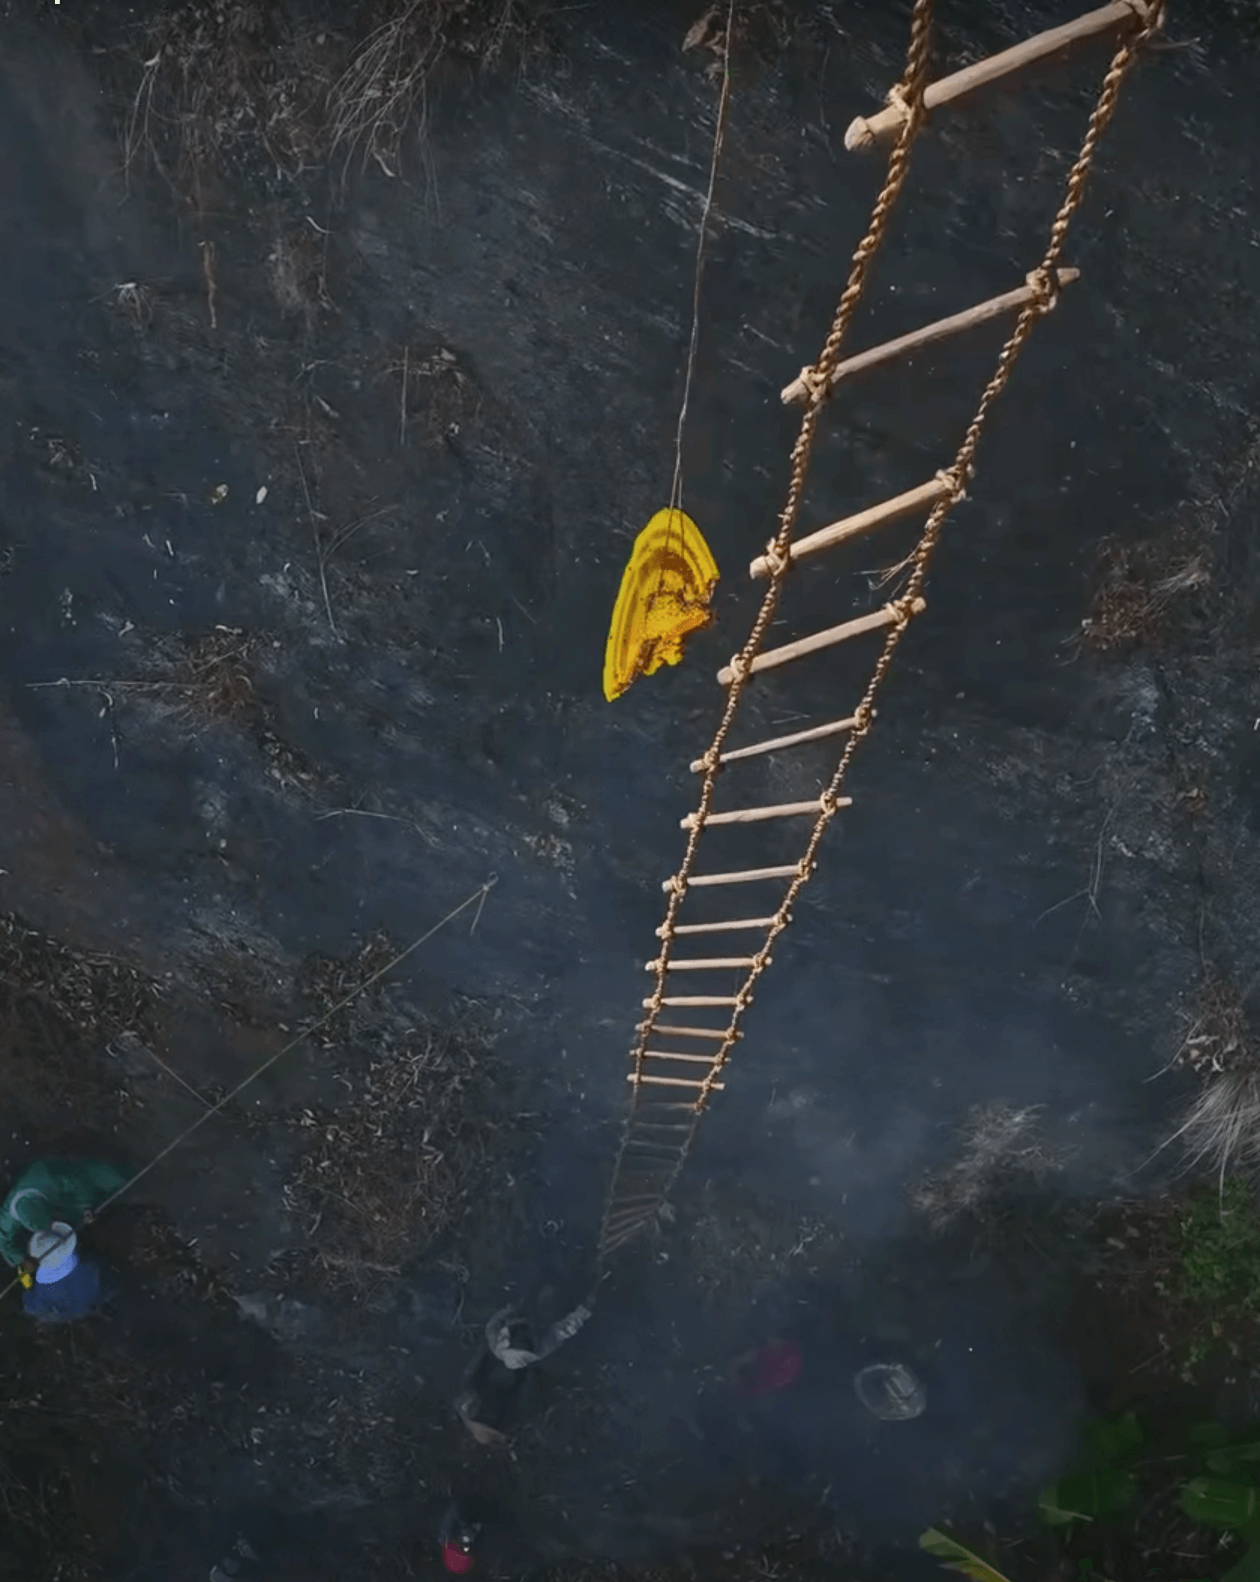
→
(327, 0, 545, 180)
(1177, 1177, 1260, 1320)
(1164, 973, 1260, 1187)
(1078, 518, 1212, 653)
(125, 1, 339, 205)
(911, 1101, 1062, 1231)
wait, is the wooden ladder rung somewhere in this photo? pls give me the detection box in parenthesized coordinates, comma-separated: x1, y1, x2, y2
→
(641, 1050, 720, 1065)
(609, 1181, 673, 1202)
(638, 1022, 734, 1040)
(659, 917, 774, 937)
(601, 1224, 649, 1252)
(631, 1121, 695, 1134)
(602, 1217, 655, 1242)
(646, 956, 757, 972)
(604, 1207, 656, 1230)
(681, 797, 850, 830)
(627, 1073, 725, 1091)
(719, 599, 926, 685)
(749, 479, 948, 580)
(661, 865, 798, 893)
(781, 270, 1081, 405)
(643, 995, 739, 1008)
(845, 2, 1154, 151)
(692, 715, 861, 773)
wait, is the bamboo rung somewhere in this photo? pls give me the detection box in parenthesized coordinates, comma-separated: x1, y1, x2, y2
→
(627, 1073, 725, 1090)
(604, 1211, 656, 1232)
(658, 917, 775, 937)
(602, 1217, 655, 1240)
(641, 1050, 721, 1065)
(693, 714, 862, 773)
(719, 599, 926, 685)
(845, 2, 1154, 151)
(642, 995, 740, 1008)
(780, 270, 1081, 405)
(601, 1225, 648, 1251)
(661, 865, 798, 892)
(681, 797, 850, 830)
(749, 479, 948, 580)
(646, 956, 757, 972)
(638, 1022, 735, 1040)
(631, 1121, 695, 1133)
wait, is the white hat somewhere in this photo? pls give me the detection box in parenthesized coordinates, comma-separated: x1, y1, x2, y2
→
(854, 1362, 926, 1421)
(29, 1221, 77, 1274)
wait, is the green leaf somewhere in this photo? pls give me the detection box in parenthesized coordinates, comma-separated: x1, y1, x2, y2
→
(1211, 1443, 1260, 1476)
(1181, 1476, 1260, 1529)
(1039, 1469, 1138, 1525)
(1223, 1545, 1260, 1582)
(1037, 1483, 1083, 1527)
(1189, 1421, 1232, 1447)
(919, 1529, 1014, 1582)
(1083, 1410, 1144, 1464)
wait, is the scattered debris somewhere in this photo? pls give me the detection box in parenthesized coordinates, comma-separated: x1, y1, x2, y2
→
(1078, 517, 1213, 652)
(391, 344, 481, 449)
(268, 225, 332, 320)
(684, 1184, 844, 1311)
(285, 952, 509, 1298)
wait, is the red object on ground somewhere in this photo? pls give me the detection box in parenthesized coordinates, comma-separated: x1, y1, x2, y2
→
(441, 1542, 475, 1575)
(744, 1339, 803, 1397)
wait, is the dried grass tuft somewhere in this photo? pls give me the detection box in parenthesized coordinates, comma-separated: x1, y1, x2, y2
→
(1168, 1069, 1260, 1189)
(327, 0, 543, 180)
(1153, 974, 1260, 1189)
(124, 1, 339, 206)
(1078, 516, 1212, 653)
(912, 1101, 1061, 1231)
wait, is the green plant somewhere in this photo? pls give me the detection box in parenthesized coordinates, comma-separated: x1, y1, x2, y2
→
(1179, 1180, 1260, 1315)
(922, 1414, 1260, 1582)
(919, 1529, 1014, 1582)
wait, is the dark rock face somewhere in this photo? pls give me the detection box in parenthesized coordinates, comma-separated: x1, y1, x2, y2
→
(0, 0, 1258, 1571)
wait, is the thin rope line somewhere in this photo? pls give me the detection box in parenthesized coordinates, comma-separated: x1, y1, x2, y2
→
(0, 876, 498, 1303)
(668, 0, 736, 523)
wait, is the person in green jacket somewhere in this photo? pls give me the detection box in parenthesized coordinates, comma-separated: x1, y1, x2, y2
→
(0, 1156, 128, 1271)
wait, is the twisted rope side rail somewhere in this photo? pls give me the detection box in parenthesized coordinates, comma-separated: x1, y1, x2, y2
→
(597, 0, 937, 1261)
(598, 0, 1165, 1264)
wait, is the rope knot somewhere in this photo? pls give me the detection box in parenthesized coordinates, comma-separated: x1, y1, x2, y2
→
(699, 746, 722, 775)
(796, 364, 829, 405)
(1025, 266, 1061, 313)
(935, 465, 968, 505)
(667, 874, 687, 899)
(761, 539, 791, 578)
(819, 790, 841, 818)
(885, 80, 927, 128)
(891, 595, 918, 628)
